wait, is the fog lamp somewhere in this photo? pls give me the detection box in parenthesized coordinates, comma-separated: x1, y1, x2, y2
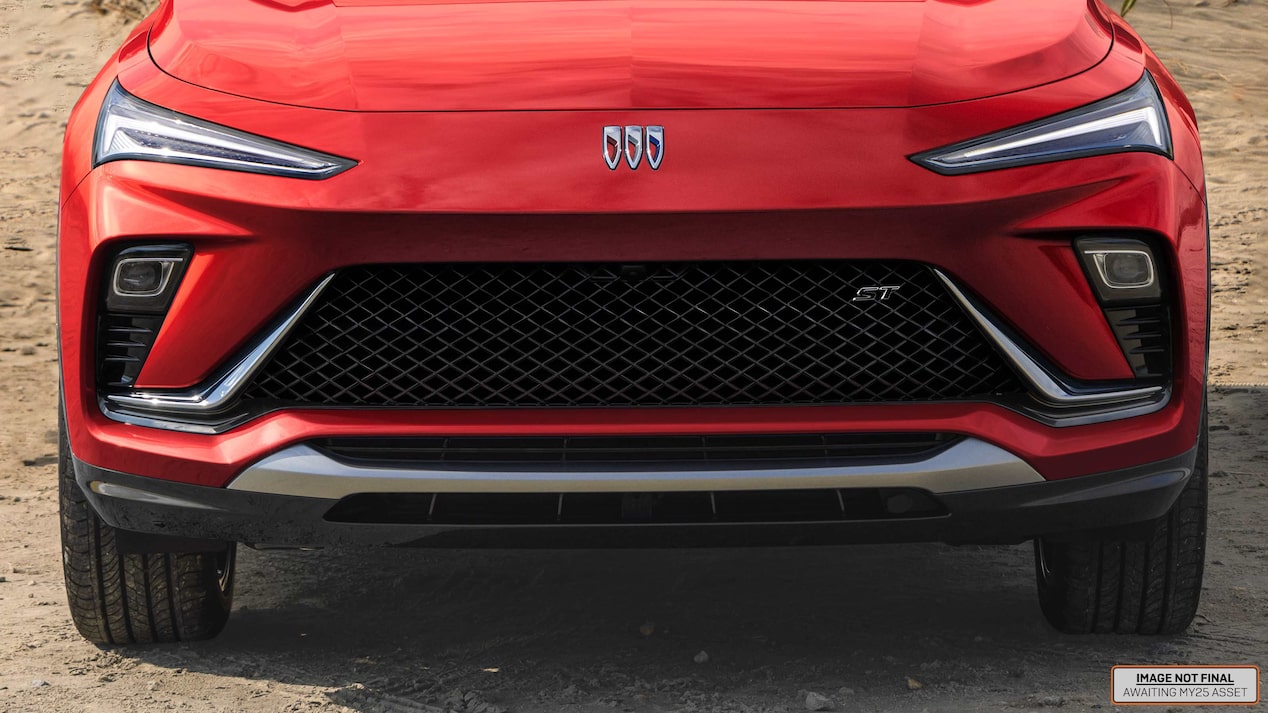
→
(105, 245, 191, 313)
(1075, 238, 1161, 304)
(114, 259, 172, 296)
(1092, 250, 1154, 289)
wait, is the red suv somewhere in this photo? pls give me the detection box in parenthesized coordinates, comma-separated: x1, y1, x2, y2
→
(58, 0, 1208, 643)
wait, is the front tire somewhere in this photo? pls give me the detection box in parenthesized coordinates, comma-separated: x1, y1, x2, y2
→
(59, 409, 235, 645)
(1033, 425, 1207, 635)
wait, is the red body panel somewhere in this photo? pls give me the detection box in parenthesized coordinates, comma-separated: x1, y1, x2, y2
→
(148, 0, 1113, 111)
(59, 0, 1207, 490)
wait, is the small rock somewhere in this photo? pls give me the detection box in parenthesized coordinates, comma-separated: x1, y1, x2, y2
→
(837, 686, 856, 696)
(906, 677, 923, 691)
(147, 681, 160, 692)
(1039, 695, 1065, 707)
(1212, 560, 1225, 566)
(693, 650, 710, 664)
(0, 576, 6, 583)
(804, 691, 834, 711)
(1211, 470, 1229, 478)
(31, 679, 49, 688)
(639, 621, 656, 637)
(20, 346, 36, 356)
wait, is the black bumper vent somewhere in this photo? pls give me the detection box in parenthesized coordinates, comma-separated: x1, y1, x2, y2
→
(323, 488, 949, 526)
(1105, 305, 1172, 378)
(244, 261, 1023, 408)
(98, 314, 163, 389)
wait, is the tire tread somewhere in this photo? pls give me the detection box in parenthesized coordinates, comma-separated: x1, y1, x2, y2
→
(58, 408, 233, 645)
(1035, 421, 1207, 636)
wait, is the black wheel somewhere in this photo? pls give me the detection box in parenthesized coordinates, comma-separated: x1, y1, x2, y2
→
(1034, 422, 1207, 635)
(59, 407, 235, 644)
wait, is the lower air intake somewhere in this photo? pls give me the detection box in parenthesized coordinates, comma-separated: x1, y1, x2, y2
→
(244, 261, 1023, 408)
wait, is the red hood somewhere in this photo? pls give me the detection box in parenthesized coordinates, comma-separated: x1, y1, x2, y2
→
(148, 0, 1114, 111)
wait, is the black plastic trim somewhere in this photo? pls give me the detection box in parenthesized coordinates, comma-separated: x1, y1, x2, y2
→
(74, 446, 1196, 549)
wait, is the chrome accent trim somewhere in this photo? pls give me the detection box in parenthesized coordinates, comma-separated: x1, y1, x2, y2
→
(932, 270, 1163, 408)
(90, 481, 221, 510)
(104, 274, 334, 416)
(98, 406, 228, 435)
(227, 438, 1044, 500)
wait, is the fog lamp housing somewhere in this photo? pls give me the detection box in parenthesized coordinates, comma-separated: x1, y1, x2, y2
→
(1075, 237, 1171, 379)
(98, 244, 191, 389)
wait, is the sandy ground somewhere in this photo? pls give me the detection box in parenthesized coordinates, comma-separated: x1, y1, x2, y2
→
(0, 1, 1266, 711)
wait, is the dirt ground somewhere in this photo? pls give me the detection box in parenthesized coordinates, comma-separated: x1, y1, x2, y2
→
(1, 1, 1266, 711)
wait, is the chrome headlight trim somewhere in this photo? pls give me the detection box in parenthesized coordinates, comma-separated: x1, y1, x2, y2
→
(911, 73, 1172, 175)
(93, 82, 356, 180)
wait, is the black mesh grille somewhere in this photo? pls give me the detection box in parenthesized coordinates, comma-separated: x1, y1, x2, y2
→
(244, 261, 1023, 408)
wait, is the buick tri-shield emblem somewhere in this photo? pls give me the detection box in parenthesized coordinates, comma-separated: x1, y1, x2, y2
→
(603, 126, 622, 169)
(646, 126, 664, 169)
(604, 125, 663, 170)
(624, 125, 643, 169)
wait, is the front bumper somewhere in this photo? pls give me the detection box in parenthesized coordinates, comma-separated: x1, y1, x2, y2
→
(75, 440, 1196, 549)
(58, 36, 1209, 494)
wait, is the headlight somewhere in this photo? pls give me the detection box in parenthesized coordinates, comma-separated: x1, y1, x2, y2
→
(910, 73, 1172, 175)
(93, 82, 355, 179)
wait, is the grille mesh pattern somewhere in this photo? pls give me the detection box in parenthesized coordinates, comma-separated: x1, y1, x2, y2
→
(244, 262, 1023, 408)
